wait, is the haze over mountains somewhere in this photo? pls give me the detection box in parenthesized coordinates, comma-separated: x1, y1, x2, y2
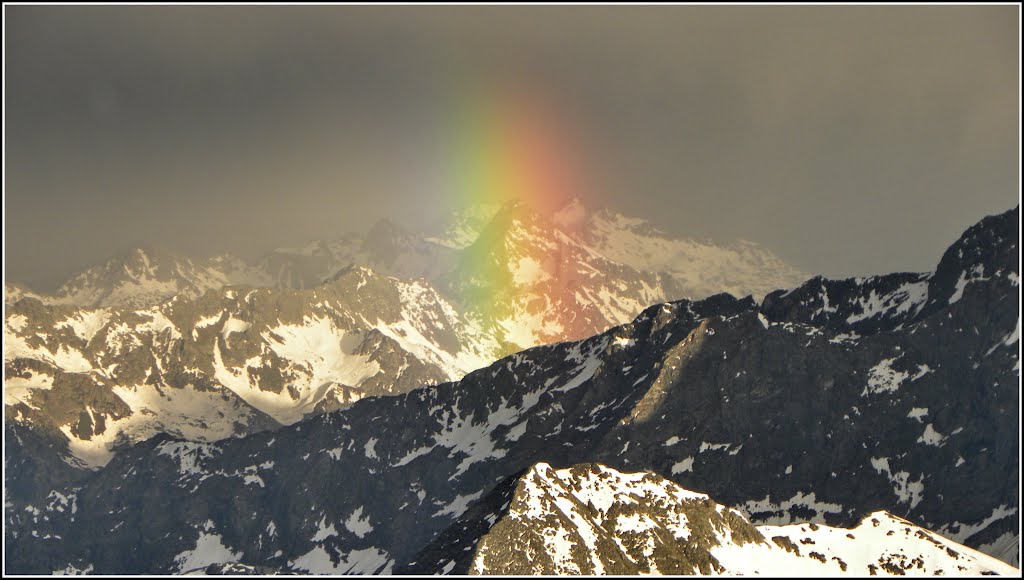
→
(7, 199, 806, 309)
(3, 204, 1018, 575)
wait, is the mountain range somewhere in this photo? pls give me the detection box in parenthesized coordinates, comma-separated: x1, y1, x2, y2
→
(3, 199, 808, 472)
(3, 205, 1018, 574)
(6, 199, 806, 311)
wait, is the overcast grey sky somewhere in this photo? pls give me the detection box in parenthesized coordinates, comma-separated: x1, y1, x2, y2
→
(4, 5, 1019, 291)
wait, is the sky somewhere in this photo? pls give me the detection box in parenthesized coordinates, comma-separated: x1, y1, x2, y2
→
(4, 5, 1019, 291)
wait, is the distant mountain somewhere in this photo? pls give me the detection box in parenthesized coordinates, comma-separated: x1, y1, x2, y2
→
(5, 206, 1017, 574)
(253, 222, 459, 292)
(48, 247, 259, 309)
(579, 204, 808, 301)
(427, 203, 504, 250)
(405, 462, 1018, 575)
(3, 282, 54, 306)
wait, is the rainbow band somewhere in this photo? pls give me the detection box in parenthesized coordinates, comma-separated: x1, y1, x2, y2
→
(443, 81, 587, 346)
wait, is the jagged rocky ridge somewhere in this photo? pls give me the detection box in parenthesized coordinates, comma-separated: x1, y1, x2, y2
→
(4, 266, 500, 468)
(4, 206, 1017, 574)
(404, 462, 1018, 575)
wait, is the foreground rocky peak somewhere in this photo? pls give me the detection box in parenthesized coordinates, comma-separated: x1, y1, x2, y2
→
(406, 462, 764, 575)
(406, 462, 1019, 575)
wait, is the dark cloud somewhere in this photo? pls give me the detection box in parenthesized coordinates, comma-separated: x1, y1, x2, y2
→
(4, 5, 1019, 290)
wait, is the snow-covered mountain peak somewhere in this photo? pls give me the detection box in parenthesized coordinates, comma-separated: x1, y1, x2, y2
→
(50, 245, 229, 309)
(581, 208, 807, 300)
(408, 462, 1019, 575)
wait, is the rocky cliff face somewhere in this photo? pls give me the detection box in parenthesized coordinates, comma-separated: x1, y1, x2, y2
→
(4, 207, 1017, 574)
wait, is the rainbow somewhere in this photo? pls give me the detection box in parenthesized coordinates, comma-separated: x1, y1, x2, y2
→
(439, 80, 591, 348)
